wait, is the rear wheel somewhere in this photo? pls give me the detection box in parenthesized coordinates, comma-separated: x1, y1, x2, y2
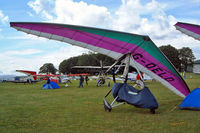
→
(150, 109, 155, 114)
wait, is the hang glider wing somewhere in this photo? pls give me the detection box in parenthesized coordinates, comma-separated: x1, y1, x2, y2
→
(10, 22, 190, 97)
(16, 70, 60, 79)
(16, 70, 37, 80)
(16, 70, 36, 75)
(175, 22, 200, 41)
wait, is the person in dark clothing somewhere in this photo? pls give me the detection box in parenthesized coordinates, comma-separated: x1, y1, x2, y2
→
(79, 75, 84, 88)
(47, 77, 50, 84)
(85, 76, 89, 85)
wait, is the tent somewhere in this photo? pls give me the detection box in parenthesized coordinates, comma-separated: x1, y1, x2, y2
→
(180, 88, 200, 110)
(43, 79, 60, 89)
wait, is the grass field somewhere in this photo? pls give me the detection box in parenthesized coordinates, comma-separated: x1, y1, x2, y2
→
(0, 73, 200, 133)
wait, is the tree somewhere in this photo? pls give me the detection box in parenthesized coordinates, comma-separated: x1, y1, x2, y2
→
(159, 45, 181, 70)
(58, 52, 115, 74)
(39, 63, 57, 74)
(178, 47, 195, 71)
(59, 57, 79, 74)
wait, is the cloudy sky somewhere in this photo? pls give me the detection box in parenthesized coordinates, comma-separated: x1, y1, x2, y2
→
(0, 0, 199, 75)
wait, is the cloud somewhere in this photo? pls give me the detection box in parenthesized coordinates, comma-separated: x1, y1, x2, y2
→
(0, 10, 9, 24)
(54, 0, 111, 26)
(0, 10, 9, 39)
(28, 0, 111, 27)
(3, 49, 43, 56)
(111, 0, 175, 39)
(27, 12, 34, 17)
(191, 0, 200, 4)
(28, 0, 54, 14)
(28, 0, 55, 21)
(0, 46, 88, 74)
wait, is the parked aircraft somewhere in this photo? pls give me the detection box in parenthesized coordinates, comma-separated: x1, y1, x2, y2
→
(16, 70, 89, 83)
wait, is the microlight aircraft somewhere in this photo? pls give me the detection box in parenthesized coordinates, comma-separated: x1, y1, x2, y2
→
(10, 22, 190, 113)
(16, 70, 89, 82)
(16, 70, 59, 80)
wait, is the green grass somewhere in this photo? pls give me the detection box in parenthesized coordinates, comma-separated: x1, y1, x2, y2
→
(0, 74, 200, 133)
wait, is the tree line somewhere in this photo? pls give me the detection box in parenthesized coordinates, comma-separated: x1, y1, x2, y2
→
(39, 45, 196, 74)
(159, 45, 195, 71)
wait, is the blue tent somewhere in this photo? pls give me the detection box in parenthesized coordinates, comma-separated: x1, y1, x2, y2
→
(180, 88, 200, 110)
(43, 79, 60, 89)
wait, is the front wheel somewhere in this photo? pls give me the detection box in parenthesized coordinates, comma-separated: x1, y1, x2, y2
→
(97, 81, 102, 87)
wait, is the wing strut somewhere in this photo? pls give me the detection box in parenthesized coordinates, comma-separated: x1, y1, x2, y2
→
(122, 53, 131, 83)
(103, 53, 132, 112)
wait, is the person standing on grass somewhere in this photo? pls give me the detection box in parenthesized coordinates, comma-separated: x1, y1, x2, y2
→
(85, 75, 89, 86)
(136, 72, 143, 81)
(79, 75, 84, 88)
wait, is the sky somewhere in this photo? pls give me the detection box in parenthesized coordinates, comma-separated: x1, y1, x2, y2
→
(0, 0, 199, 75)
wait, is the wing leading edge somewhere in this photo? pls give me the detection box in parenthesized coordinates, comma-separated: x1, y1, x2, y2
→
(175, 22, 200, 41)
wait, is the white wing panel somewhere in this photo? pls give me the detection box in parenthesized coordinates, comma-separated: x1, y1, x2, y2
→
(40, 32, 52, 39)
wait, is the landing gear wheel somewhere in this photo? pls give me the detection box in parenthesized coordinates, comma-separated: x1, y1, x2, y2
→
(150, 109, 155, 114)
(103, 98, 112, 112)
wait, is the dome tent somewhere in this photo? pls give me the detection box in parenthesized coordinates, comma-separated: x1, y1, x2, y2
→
(180, 88, 200, 110)
(43, 78, 60, 89)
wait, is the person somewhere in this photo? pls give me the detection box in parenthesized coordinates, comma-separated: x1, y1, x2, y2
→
(85, 75, 89, 85)
(79, 75, 84, 88)
(47, 77, 51, 84)
(181, 71, 186, 79)
(136, 72, 143, 80)
(26, 78, 32, 84)
(183, 71, 186, 79)
(134, 72, 144, 89)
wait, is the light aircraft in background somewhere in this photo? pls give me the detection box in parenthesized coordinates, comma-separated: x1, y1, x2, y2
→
(126, 72, 152, 81)
(16, 70, 89, 83)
